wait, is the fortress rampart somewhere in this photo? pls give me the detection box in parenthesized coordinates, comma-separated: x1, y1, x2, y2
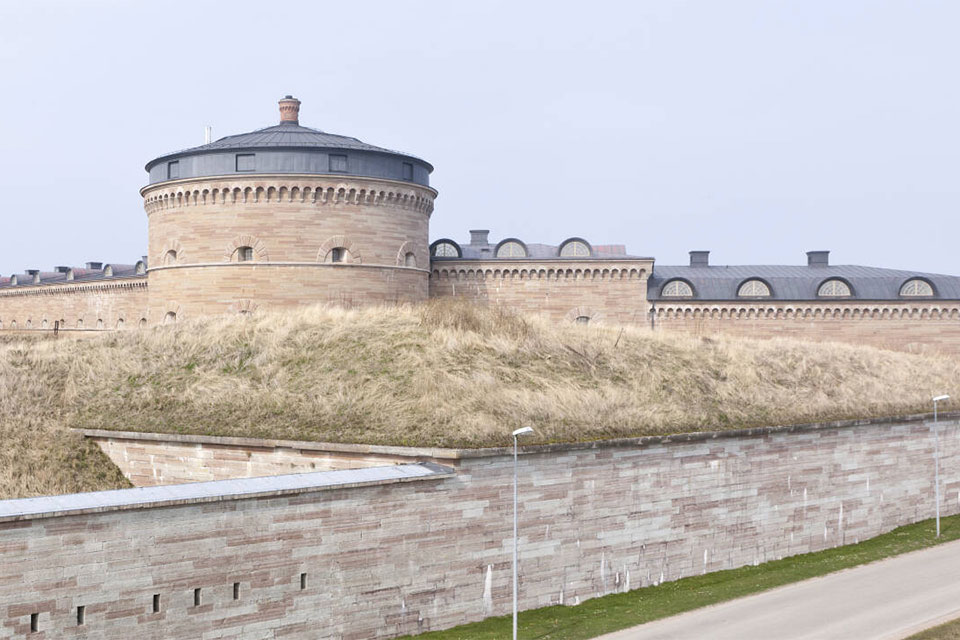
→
(1, 414, 957, 638)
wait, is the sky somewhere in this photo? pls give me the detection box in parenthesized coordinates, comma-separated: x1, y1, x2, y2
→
(0, 0, 957, 275)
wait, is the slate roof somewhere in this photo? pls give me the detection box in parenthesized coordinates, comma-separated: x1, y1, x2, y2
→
(648, 264, 960, 302)
(147, 121, 431, 169)
(431, 235, 651, 261)
(0, 263, 146, 289)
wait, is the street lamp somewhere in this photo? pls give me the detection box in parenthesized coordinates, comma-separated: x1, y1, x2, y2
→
(933, 395, 950, 537)
(512, 426, 534, 640)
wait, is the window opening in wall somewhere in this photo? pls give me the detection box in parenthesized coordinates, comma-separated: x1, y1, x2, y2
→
(165, 250, 177, 265)
(404, 252, 417, 267)
(139, 318, 147, 329)
(77, 606, 85, 626)
(167, 161, 179, 180)
(96, 319, 103, 330)
(77, 319, 83, 328)
(30, 613, 38, 633)
(236, 246, 254, 262)
(330, 247, 345, 263)
(164, 311, 177, 324)
(194, 588, 202, 607)
(575, 315, 590, 325)
(431, 241, 460, 258)
(104, 265, 113, 277)
(235, 153, 256, 172)
(402, 162, 414, 181)
(300, 573, 307, 590)
(233, 582, 240, 600)
(117, 318, 125, 329)
(152, 594, 160, 613)
(329, 154, 348, 172)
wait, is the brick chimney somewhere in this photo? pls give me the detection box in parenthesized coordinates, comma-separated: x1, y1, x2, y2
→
(279, 95, 301, 124)
(807, 251, 829, 267)
(689, 251, 710, 267)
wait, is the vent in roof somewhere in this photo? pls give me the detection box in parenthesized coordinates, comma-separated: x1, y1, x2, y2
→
(807, 251, 830, 267)
(85, 262, 103, 270)
(689, 251, 710, 267)
(55, 266, 70, 273)
(469, 230, 490, 246)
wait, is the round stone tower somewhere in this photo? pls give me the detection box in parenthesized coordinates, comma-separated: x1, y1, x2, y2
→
(141, 96, 436, 322)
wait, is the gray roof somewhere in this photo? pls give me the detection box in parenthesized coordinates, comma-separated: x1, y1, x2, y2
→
(648, 264, 960, 302)
(0, 262, 145, 290)
(431, 233, 651, 261)
(0, 463, 453, 522)
(144, 121, 433, 187)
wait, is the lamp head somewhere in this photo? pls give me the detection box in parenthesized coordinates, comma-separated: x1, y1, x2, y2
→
(512, 427, 534, 438)
(934, 395, 951, 403)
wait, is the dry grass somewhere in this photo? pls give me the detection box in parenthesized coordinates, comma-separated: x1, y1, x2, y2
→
(2, 299, 960, 499)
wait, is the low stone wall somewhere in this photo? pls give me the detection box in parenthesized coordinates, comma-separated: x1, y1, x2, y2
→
(82, 429, 458, 486)
(2, 414, 959, 638)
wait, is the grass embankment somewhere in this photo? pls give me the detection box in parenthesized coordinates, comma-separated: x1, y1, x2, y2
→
(908, 618, 960, 640)
(1, 299, 959, 498)
(401, 514, 960, 640)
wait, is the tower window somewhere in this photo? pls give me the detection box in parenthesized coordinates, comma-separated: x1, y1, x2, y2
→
(404, 252, 417, 267)
(330, 247, 345, 263)
(575, 315, 590, 325)
(236, 154, 256, 172)
(329, 154, 348, 172)
(152, 594, 160, 613)
(402, 162, 414, 181)
(167, 161, 179, 180)
(164, 311, 177, 324)
(165, 250, 177, 265)
(236, 246, 254, 262)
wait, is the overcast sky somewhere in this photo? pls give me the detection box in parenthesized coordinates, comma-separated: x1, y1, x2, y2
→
(0, 0, 957, 275)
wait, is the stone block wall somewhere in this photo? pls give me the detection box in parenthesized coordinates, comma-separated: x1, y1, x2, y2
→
(0, 279, 148, 331)
(1, 415, 958, 638)
(429, 259, 652, 325)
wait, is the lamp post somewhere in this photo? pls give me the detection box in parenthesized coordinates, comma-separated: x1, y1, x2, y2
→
(933, 395, 950, 538)
(512, 426, 534, 640)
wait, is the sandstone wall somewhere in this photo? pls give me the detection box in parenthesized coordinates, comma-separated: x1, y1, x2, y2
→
(0, 279, 148, 330)
(1, 416, 958, 638)
(652, 302, 960, 354)
(429, 259, 652, 325)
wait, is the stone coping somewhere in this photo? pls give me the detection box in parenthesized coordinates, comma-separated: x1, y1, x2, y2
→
(0, 462, 454, 523)
(79, 411, 960, 461)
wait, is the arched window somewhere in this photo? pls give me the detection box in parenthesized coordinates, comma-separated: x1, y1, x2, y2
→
(404, 252, 417, 267)
(41, 319, 48, 329)
(661, 280, 694, 297)
(164, 311, 177, 324)
(326, 247, 348, 263)
(559, 239, 592, 257)
(77, 318, 83, 328)
(165, 250, 178, 265)
(818, 279, 852, 297)
(66, 269, 75, 281)
(430, 240, 461, 258)
(738, 279, 771, 298)
(116, 318, 125, 330)
(9, 275, 17, 286)
(900, 279, 934, 297)
(235, 246, 254, 262)
(96, 319, 103, 330)
(575, 315, 591, 325)
(103, 265, 113, 277)
(135, 261, 146, 275)
(496, 240, 527, 258)
(138, 318, 147, 329)
(26, 319, 32, 329)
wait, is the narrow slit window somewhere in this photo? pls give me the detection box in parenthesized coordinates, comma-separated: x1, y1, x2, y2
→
(152, 594, 160, 613)
(194, 588, 202, 606)
(233, 582, 240, 600)
(329, 154, 348, 172)
(167, 161, 179, 180)
(300, 573, 307, 590)
(77, 606, 85, 626)
(30, 613, 38, 633)
(402, 162, 414, 181)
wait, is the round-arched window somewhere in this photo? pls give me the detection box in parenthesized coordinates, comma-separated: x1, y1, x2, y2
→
(559, 239, 592, 257)
(235, 246, 254, 262)
(404, 252, 417, 267)
(326, 247, 348, 263)
(818, 279, 852, 297)
(103, 265, 113, 277)
(165, 250, 178, 265)
(900, 279, 934, 297)
(738, 279, 771, 298)
(575, 315, 591, 325)
(661, 280, 694, 297)
(496, 240, 527, 258)
(164, 311, 177, 324)
(430, 240, 461, 258)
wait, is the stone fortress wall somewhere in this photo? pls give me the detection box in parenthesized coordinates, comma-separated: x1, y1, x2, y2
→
(0, 278, 147, 331)
(2, 414, 958, 639)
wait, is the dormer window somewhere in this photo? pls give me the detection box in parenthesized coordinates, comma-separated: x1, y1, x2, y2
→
(559, 239, 592, 257)
(661, 280, 694, 297)
(103, 265, 113, 277)
(818, 279, 852, 297)
(900, 279, 935, 297)
(430, 240, 461, 258)
(495, 240, 527, 258)
(737, 279, 771, 298)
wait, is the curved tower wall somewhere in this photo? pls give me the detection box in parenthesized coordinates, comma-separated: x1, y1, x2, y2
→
(142, 175, 435, 321)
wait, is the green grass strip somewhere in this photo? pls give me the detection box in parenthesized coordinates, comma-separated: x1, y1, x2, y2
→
(905, 617, 960, 640)
(401, 514, 960, 640)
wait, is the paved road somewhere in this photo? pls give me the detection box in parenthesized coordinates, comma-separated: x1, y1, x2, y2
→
(596, 538, 960, 640)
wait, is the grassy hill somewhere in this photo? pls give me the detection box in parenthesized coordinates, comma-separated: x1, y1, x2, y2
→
(1, 300, 959, 499)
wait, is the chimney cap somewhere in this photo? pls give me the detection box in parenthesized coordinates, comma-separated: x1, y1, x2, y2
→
(26, 269, 39, 276)
(278, 95, 301, 124)
(689, 250, 710, 267)
(469, 229, 491, 245)
(55, 266, 70, 273)
(806, 250, 830, 267)
(85, 261, 103, 270)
